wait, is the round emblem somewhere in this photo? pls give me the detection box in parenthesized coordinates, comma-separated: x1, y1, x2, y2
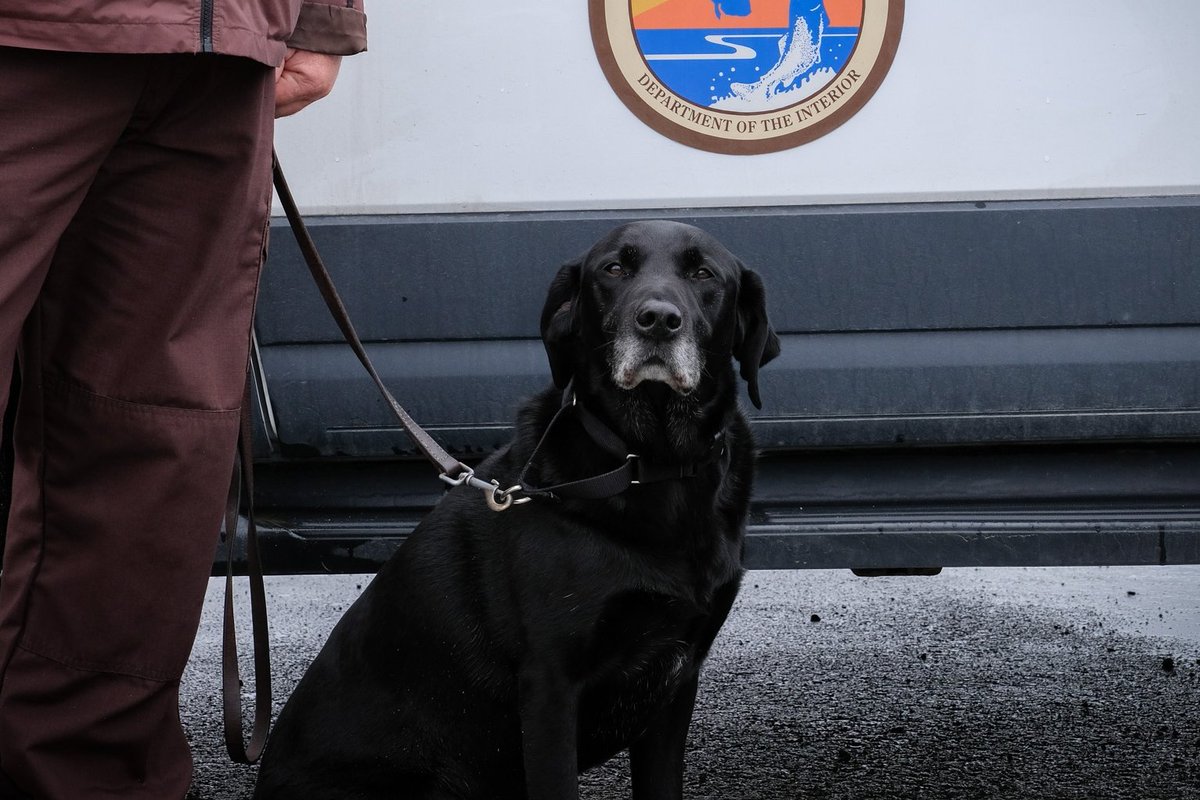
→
(590, 0, 904, 154)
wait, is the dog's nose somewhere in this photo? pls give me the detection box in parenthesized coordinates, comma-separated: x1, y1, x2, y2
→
(635, 299, 683, 339)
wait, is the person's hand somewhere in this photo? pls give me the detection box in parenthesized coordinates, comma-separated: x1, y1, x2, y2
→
(275, 48, 342, 118)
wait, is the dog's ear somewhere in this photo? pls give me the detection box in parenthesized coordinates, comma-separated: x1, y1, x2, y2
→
(540, 260, 582, 389)
(733, 265, 780, 410)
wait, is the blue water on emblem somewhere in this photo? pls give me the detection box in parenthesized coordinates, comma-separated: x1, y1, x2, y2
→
(637, 26, 859, 112)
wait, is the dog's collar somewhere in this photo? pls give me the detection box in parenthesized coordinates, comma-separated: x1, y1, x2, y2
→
(514, 385, 727, 502)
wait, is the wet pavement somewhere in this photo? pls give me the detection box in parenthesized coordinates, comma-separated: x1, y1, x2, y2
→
(183, 566, 1200, 799)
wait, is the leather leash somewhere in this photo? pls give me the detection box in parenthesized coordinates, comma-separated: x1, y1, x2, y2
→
(221, 153, 522, 766)
(222, 379, 270, 764)
(268, 155, 518, 509)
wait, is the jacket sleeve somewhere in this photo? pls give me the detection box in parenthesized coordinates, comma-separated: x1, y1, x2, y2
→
(288, 0, 367, 55)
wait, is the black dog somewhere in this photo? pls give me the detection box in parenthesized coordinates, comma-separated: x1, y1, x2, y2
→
(254, 220, 779, 799)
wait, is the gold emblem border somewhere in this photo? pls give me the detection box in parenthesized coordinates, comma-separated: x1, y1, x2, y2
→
(590, 0, 905, 154)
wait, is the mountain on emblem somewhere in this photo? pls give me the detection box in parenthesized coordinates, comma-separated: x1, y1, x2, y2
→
(633, 0, 863, 112)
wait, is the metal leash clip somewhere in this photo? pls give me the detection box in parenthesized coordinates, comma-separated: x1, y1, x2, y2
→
(485, 482, 532, 512)
(440, 467, 531, 512)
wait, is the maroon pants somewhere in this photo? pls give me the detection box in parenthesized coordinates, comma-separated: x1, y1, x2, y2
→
(0, 48, 275, 799)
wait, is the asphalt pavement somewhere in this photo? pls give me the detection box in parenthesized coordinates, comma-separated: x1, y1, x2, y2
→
(183, 566, 1200, 799)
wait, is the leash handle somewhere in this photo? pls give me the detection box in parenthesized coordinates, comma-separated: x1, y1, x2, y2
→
(222, 378, 272, 764)
(270, 152, 470, 481)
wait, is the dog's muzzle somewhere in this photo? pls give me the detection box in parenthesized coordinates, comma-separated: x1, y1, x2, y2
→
(611, 298, 703, 394)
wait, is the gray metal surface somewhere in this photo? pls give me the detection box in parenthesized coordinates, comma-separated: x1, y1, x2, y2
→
(257, 198, 1200, 343)
(254, 197, 1200, 456)
(231, 196, 1200, 575)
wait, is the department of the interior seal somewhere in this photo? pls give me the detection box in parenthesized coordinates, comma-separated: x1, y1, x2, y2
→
(590, 0, 904, 154)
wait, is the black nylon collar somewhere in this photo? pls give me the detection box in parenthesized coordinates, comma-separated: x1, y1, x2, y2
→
(515, 384, 727, 501)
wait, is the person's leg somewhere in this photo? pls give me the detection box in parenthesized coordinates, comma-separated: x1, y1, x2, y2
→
(0, 47, 141, 415)
(0, 48, 150, 799)
(0, 51, 275, 799)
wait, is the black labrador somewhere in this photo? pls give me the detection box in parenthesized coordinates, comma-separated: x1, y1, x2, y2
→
(254, 220, 780, 799)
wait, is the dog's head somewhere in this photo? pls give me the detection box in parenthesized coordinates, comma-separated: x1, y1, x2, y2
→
(540, 220, 779, 409)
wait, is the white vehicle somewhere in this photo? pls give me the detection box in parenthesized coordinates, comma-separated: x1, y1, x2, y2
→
(247, 0, 1200, 573)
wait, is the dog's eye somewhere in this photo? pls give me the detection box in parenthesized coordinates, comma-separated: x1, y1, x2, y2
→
(692, 267, 714, 280)
(603, 263, 626, 277)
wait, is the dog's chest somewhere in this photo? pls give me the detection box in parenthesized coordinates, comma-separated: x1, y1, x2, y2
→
(574, 593, 705, 756)
(580, 636, 693, 756)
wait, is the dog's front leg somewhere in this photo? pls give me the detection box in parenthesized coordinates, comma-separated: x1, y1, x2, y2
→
(518, 662, 580, 800)
(629, 673, 700, 800)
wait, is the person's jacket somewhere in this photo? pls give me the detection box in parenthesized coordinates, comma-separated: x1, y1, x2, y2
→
(0, 0, 366, 65)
